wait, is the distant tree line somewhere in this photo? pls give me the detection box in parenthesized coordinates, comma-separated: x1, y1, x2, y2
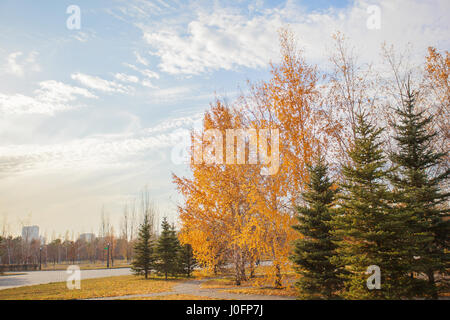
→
(0, 188, 154, 268)
(0, 231, 133, 268)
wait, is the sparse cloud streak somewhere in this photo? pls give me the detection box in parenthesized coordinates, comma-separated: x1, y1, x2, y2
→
(0, 81, 96, 115)
(4, 51, 40, 77)
(71, 72, 133, 94)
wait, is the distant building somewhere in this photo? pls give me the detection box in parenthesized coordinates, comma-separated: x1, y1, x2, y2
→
(79, 233, 96, 242)
(22, 226, 40, 242)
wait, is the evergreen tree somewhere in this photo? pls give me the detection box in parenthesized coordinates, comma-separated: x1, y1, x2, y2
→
(178, 243, 197, 278)
(331, 112, 415, 299)
(290, 157, 342, 299)
(131, 214, 154, 279)
(155, 218, 180, 280)
(390, 89, 449, 299)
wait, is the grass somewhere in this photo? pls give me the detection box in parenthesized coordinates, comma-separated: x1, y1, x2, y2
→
(223, 286, 297, 297)
(201, 278, 236, 289)
(41, 260, 131, 271)
(0, 275, 179, 300)
(0, 262, 299, 300)
(200, 268, 298, 297)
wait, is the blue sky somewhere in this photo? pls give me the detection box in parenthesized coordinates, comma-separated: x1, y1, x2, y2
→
(0, 0, 448, 237)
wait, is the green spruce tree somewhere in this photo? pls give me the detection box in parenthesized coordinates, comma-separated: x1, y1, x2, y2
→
(155, 218, 180, 280)
(178, 243, 197, 278)
(131, 214, 154, 279)
(331, 112, 415, 299)
(290, 156, 342, 299)
(390, 89, 449, 299)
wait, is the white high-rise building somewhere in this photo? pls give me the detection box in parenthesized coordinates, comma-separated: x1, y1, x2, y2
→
(79, 233, 95, 242)
(22, 225, 40, 242)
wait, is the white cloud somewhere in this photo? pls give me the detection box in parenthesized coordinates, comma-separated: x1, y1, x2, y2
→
(0, 113, 202, 175)
(114, 73, 140, 83)
(71, 31, 96, 43)
(140, 68, 160, 79)
(0, 80, 97, 115)
(145, 113, 202, 134)
(145, 85, 212, 103)
(122, 63, 160, 88)
(134, 51, 149, 66)
(141, 10, 278, 75)
(6, 52, 24, 76)
(124, 63, 160, 79)
(71, 72, 133, 94)
(136, 0, 449, 75)
(141, 79, 156, 88)
(4, 51, 41, 76)
(109, 0, 180, 20)
(37, 80, 97, 102)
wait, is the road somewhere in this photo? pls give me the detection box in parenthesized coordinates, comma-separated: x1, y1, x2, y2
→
(0, 268, 132, 290)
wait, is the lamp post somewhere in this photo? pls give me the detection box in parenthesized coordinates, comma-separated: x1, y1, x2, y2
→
(106, 243, 110, 268)
(39, 247, 42, 271)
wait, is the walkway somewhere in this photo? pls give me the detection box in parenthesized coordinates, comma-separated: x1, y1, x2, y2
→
(89, 278, 296, 300)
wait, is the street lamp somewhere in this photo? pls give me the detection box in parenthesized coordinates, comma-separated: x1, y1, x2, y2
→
(106, 242, 110, 268)
(39, 247, 42, 271)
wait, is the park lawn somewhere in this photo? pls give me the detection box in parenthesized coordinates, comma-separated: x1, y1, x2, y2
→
(200, 277, 236, 289)
(202, 276, 297, 297)
(42, 260, 131, 271)
(219, 275, 297, 297)
(223, 286, 297, 297)
(0, 275, 179, 300)
(201, 266, 298, 297)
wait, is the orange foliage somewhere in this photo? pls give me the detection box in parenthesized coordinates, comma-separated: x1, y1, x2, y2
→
(425, 47, 449, 153)
(173, 30, 336, 288)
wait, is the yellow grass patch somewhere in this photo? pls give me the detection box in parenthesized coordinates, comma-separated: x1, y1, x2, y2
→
(41, 260, 131, 271)
(223, 286, 297, 297)
(201, 270, 298, 297)
(200, 278, 236, 289)
(0, 275, 178, 300)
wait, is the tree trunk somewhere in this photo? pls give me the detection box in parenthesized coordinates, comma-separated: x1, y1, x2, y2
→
(249, 256, 255, 279)
(239, 252, 247, 282)
(274, 263, 282, 288)
(234, 248, 241, 286)
(427, 270, 438, 299)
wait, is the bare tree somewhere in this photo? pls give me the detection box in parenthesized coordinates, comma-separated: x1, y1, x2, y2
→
(325, 32, 378, 168)
(139, 187, 157, 235)
(120, 204, 129, 262)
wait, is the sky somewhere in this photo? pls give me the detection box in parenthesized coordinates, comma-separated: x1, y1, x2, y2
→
(0, 0, 448, 238)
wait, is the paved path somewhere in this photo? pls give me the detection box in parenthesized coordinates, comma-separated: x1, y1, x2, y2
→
(89, 278, 296, 300)
(0, 268, 132, 290)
